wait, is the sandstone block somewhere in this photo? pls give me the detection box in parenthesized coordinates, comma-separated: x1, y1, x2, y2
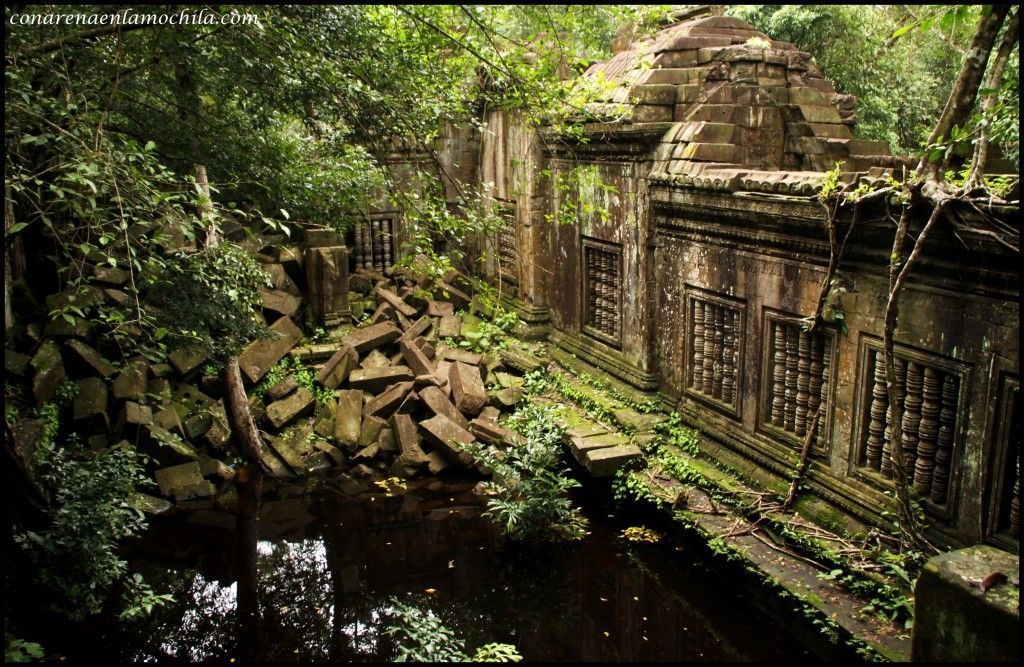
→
(342, 322, 402, 354)
(427, 301, 454, 317)
(335, 390, 363, 447)
(265, 387, 315, 429)
(239, 316, 303, 383)
(260, 289, 302, 317)
(449, 361, 487, 416)
(348, 366, 415, 394)
(112, 359, 149, 401)
(363, 381, 413, 419)
(73, 377, 109, 433)
(359, 415, 387, 448)
(419, 385, 469, 430)
(154, 461, 205, 497)
(30, 339, 66, 406)
(375, 287, 417, 318)
(438, 315, 462, 338)
(400, 339, 435, 376)
(64, 339, 117, 378)
(420, 414, 476, 468)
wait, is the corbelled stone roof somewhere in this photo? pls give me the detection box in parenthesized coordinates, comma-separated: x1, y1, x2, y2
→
(579, 15, 911, 195)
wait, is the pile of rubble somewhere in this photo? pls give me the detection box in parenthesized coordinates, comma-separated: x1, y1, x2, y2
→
(6, 252, 531, 509)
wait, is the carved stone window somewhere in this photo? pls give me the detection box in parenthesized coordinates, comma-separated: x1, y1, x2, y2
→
(582, 239, 621, 346)
(987, 376, 1019, 548)
(685, 291, 744, 417)
(761, 315, 835, 451)
(856, 342, 968, 516)
(496, 201, 518, 287)
(353, 216, 395, 272)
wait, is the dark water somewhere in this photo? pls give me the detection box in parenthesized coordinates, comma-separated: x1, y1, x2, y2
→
(64, 475, 817, 662)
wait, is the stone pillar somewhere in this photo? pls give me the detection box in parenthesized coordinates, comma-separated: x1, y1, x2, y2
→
(911, 545, 1019, 662)
(304, 228, 350, 326)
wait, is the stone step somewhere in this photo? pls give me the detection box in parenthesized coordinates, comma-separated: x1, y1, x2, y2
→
(582, 444, 643, 477)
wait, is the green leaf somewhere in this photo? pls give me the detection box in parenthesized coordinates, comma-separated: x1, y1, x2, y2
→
(144, 140, 156, 152)
(6, 222, 30, 236)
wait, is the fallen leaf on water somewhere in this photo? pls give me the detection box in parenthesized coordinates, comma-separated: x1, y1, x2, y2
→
(633, 596, 639, 602)
(448, 560, 455, 568)
(424, 588, 437, 595)
(599, 597, 608, 602)
(603, 631, 609, 637)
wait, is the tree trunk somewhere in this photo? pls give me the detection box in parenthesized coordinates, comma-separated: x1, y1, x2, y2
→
(235, 463, 264, 661)
(920, 5, 1009, 179)
(224, 357, 265, 463)
(965, 8, 1020, 190)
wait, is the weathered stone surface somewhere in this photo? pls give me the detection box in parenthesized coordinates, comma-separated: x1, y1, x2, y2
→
(414, 336, 436, 359)
(438, 315, 462, 338)
(449, 361, 487, 416)
(569, 432, 630, 459)
(377, 427, 397, 452)
(154, 461, 205, 497)
(73, 377, 109, 432)
(314, 398, 337, 439)
(198, 455, 234, 480)
(364, 382, 413, 419)
(117, 401, 153, 438)
(260, 289, 302, 317)
(375, 287, 417, 317)
(419, 385, 469, 430)
(43, 315, 94, 340)
(112, 359, 149, 401)
(239, 316, 303, 383)
(259, 443, 296, 479)
(420, 414, 476, 468)
(354, 443, 380, 461)
(64, 339, 116, 378)
(267, 376, 298, 401)
(92, 265, 129, 286)
(335, 390, 363, 447)
(359, 415, 387, 448)
(263, 262, 302, 297)
(140, 426, 199, 467)
(342, 322, 401, 354)
(399, 339, 435, 376)
(30, 339, 66, 405)
(613, 408, 663, 432)
(267, 435, 308, 474)
(266, 387, 315, 429)
(912, 546, 1019, 662)
(428, 300, 454, 317)
(168, 347, 208, 378)
(437, 281, 470, 309)
(11, 419, 44, 466)
(583, 444, 643, 477)
(317, 343, 358, 389)
(479, 406, 501, 422)
(348, 366, 415, 394)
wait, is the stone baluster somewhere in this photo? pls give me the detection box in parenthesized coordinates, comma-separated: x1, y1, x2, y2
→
(371, 220, 383, 271)
(711, 306, 724, 400)
(865, 349, 888, 471)
(771, 321, 787, 427)
(702, 303, 715, 394)
(783, 326, 798, 432)
(356, 222, 369, 269)
(881, 357, 905, 477)
(795, 329, 811, 437)
(913, 367, 941, 494)
(692, 300, 705, 392)
(808, 335, 825, 444)
(931, 375, 957, 505)
(1010, 468, 1020, 538)
(902, 361, 924, 478)
(816, 337, 831, 446)
(381, 220, 392, 269)
(722, 310, 736, 405)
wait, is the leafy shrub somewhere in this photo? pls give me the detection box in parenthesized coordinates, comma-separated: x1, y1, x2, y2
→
(383, 597, 522, 663)
(458, 403, 587, 542)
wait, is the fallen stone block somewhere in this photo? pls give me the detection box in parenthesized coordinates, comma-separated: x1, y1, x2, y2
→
(414, 337, 436, 360)
(414, 374, 446, 390)
(63, 339, 117, 378)
(428, 300, 454, 317)
(359, 349, 392, 369)
(438, 315, 462, 338)
(420, 414, 477, 468)
(30, 340, 66, 406)
(419, 385, 469, 430)
(313, 440, 345, 466)
(342, 321, 402, 354)
(92, 265, 129, 286)
(377, 427, 398, 452)
(400, 339, 435, 376)
(140, 426, 200, 467)
(359, 415, 387, 448)
(239, 316, 304, 383)
(267, 435, 308, 474)
(262, 262, 302, 297)
(314, 399, 337, 439)
(168, 347, 208, 378)
(440, 345, 480, 365)
(491, 387, 524, 409)
(613, 408, 664, 433)
(569, 431, 630, 459)
(117, 401, 153, 439)
(260, 289, 302, 317)
(112, 359, 149, 402)
(173, 480, 216, 503)
(10, 419, 44, 466)
(449, 361, 487, 416)
(426, 451, 451, 474)
(470, 418, 523, 447)
(258, 444, 296, 479)
(370, 302, 396, 325)
(364, 382, 413, 419)
(398, 315, 433, 341)
(317, 344, 358, 389)
(392, 413, 423, 452)
(375, 287, 417, 318)
(5, 349, 31, 378)
(353, 443, 380, 461)
(198, 455, 235, 481)
(266, 387, 315, 430)
(267, 376, 298, 401)
(73, 377, 109, 433)
(479, 406, 501, 422)
(43, 315, 94, 340)
(154, 461, 205, 497)
(348, 366, 415, 394)
(305, 245, 350, 325)
(335, 390, 363, 447)
(437, 281, 470, 309)
(583, 444, 643, 477)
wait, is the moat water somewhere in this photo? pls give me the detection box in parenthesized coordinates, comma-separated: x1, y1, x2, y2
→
(45, 474, 826, 662)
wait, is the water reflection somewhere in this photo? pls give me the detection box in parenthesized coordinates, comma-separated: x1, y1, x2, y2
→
(94, 481, 814, 662)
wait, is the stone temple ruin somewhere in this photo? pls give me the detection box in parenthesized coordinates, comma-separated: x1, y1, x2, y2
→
(353, 14, 1018, 551)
